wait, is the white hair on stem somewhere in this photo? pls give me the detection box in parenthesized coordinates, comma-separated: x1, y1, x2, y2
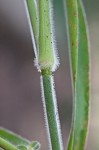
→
(49, 0, 60, 72)
(40, 75, 52, 150)
(40, 75, 64, 150)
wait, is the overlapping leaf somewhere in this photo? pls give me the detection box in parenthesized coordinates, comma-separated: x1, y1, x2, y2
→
(66, 0, 90, 149)
(0, 128, 40, 150)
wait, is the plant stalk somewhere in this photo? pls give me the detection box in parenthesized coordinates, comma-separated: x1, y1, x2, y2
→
(41, 71, 64, 150)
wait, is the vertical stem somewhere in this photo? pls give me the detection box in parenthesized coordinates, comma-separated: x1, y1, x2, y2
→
(25, 1, 63, 149)
(41, 72, 64, 150)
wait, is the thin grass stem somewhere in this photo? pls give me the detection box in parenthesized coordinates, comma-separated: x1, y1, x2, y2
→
(41, 71, 64, 150)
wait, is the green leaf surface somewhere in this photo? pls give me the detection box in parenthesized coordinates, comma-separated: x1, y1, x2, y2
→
(25, 0, 39, 44)
(0, 137, 19, 150)
(29, 141, 41, 150)
(66, 0, 90, 149)
(0, 128, 30, 146)
(66, 0, 78, 87)
(0, 128, 40, 150)
(17, 145, 27, 150)
(25, 0, 39, 58)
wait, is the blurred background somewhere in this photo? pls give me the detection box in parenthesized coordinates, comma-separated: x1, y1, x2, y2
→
(0, 0, 99, 149)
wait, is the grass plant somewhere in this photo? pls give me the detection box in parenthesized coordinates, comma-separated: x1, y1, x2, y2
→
(0, 0, 90, 150)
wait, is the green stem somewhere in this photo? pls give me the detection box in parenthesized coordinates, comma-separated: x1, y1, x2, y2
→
(0, 137, 19, 150)
(41, 71, 64, 150)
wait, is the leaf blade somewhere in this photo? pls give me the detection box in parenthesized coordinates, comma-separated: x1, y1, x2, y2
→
(0, 128, 30, 146)
(66, 0, 78, 86)
(66, 0, 90, 149)
(73, 1, 90, 149)
(0, 137, 19, 150)
(24, 0, 39, 60)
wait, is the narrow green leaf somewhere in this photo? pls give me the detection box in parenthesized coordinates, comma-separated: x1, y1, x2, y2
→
(29, 141, 40, 150)
(66, 0, 78, 87)
(65, 0, 90, 149)
(0, 128, 41, 150)
(24, 0, 39, 59)
(0, 137, 19, 150)
(17, 145, 27, 150)
(73, 1, 90, 149)
(0, 128, 30, 146)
